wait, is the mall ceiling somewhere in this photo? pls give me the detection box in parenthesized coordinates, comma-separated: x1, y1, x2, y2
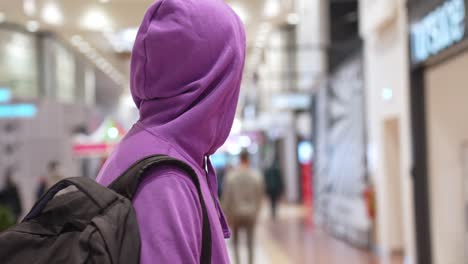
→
(0, 0, 294, 113)
(0, 0, 279, 82)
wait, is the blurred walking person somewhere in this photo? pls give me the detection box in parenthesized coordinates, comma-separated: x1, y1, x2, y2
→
(264, 162, 283, 220)
(0, 169, 22, 223)
(223, 151, 264, 264)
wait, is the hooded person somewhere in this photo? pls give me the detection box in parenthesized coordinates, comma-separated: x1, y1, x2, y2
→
(96, 0, 246, 263)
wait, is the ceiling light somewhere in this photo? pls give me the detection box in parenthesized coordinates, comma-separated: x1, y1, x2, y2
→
(96, 58, 107, 68)
(88, 54, 98, 61)
(99, 0, 111, 3)
(103, 62, 112, 71)
(287, 13, 299, 25)
(0, 13, 6, 23)
(26, 20, 40, 32)
(23, 0, 36, 17)
(81, 9, 112, 31)
(104, 27, 138, 53)
(78, 41, 91, 54)
(42, 2, 63, 25)
(85, 49, 98, 60)
(264, 0, 280, 18)
(70, 35, 82, 46)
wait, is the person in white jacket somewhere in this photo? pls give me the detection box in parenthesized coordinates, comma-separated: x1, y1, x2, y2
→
(223, 151, 264, 264)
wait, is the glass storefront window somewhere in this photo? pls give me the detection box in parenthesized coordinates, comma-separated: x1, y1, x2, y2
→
(53, 41, 76, 103)
(0, 29, 39, 99)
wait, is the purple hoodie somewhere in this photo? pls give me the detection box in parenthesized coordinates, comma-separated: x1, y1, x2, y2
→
(96, 0, 245, 263)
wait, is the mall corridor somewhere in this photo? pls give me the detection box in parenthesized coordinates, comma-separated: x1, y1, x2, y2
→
(0, 0, 467, 263)
(229, 204, 404, 264)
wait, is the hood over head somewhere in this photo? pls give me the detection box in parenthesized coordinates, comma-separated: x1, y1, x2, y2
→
(130, 0, 246, 167)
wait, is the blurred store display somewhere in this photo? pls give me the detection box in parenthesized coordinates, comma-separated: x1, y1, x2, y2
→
(72, 118, 125, 157)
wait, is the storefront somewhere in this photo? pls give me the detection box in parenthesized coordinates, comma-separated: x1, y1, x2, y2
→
(313, 0, 371, 248)
(360, 0, 416, 262)
(315, 54, 371, 247)
(409, 0, 468, 263)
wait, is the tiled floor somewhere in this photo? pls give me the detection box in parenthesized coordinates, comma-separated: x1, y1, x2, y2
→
(227, 204, 404, 264)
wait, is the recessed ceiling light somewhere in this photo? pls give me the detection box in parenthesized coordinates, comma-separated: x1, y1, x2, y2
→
(80, 9, 112, 31)
(23, 0, 37, 17)
(42, 2, 63, 25)
(78, 41, 91, 54)
(264, 0, 280, 18)
(71, 35, 82, 46)
(26, 20, 40, 32)
(96, 58, 107, 68)
(99, 0, 111, 3)
(85, 49, 98, 60)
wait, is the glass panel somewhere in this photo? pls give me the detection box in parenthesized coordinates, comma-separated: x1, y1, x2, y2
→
(0, 29, 39, 99)
(54, 41, 75, 103)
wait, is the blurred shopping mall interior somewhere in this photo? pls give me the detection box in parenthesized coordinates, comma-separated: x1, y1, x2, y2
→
(0, 0, 467, 263)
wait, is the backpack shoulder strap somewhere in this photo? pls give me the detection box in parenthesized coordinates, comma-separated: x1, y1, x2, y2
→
(108, 155, 212, 264)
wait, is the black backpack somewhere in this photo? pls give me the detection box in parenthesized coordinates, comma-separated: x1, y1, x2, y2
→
(0, 155, 212, 264)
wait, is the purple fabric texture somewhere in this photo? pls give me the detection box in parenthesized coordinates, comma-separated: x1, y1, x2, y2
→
(96, 0, 245, 263)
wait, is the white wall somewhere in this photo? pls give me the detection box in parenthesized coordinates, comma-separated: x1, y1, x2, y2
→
(425, 48, 468, 264)
(360, 0, 416, 262)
